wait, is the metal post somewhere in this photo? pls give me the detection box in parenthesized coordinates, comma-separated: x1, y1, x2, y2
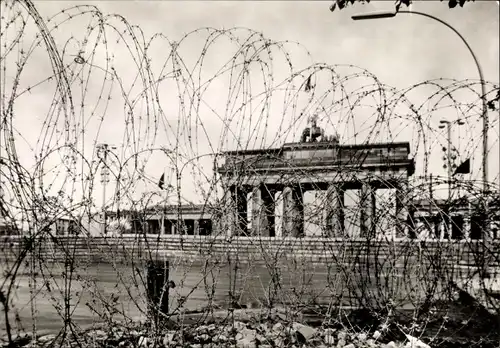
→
(446, 123, 453, 239)
(309, 116, 313, 142)
(429, 174, 435, 238)
(100, 145, 109, 235)
(102, 179, 107, 235)
(146, 259, 175, 326)
(446, 123, 452, 202)
(160, 208, 165, 235)
(97, 143, 118, 235)
(160, 169, 167, 235)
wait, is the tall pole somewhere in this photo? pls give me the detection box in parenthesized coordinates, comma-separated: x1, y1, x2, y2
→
(351, 8, 492, 277)
(102, 145, 108, 235)
(161, 198, 165, 235)
(102, 172, 107, 235)
(429, 174, 434, 238)
(309, 115, 313, 142)
(445, 122, 452, 239)
(98, 143, 113, 235)
(446, 122, 452, 203)
(160, 167, 166, 235)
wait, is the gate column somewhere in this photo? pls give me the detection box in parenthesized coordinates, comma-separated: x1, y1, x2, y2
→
(282, 185, 304, 237)
(360, 183, 376, 237)
(325, 183, 344, 237)
(395, 182, 409, 239)
(225, 185, 248, 237)
(252, 184, 276, 237)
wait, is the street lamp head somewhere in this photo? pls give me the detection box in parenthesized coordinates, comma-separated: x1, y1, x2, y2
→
(457, 120, 465, 125)
(351, 11, 397, 21)
(439, 120, 449, 124)
(438, 125, 446, 129)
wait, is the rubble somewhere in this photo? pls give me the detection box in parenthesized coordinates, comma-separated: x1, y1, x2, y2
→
(1, 306, 498, 348)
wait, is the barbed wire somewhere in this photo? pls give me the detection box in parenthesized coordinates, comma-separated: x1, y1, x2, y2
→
(0, 1, 499, 347)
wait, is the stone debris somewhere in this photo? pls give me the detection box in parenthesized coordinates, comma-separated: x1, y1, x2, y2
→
(404, 335, 431, 348)
(292, 322, 317, 340)
(2, 315, 496, 348)
(383, 343, 398, 348)
(0, 327, 408, 348)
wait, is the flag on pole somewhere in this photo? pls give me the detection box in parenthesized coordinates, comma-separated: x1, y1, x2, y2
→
(304, 75, 313, 92)
(453, 158, 470, 175)
(158, 173, 165, 190)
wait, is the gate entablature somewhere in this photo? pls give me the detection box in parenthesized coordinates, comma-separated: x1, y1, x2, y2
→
(218, 141, 414, 186)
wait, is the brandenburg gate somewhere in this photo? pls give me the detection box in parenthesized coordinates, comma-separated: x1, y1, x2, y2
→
(217, 118, 415, 238)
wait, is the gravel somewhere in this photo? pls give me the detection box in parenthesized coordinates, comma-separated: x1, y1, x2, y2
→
(1, 318, 424, 348)
(1, 307, 498, 348)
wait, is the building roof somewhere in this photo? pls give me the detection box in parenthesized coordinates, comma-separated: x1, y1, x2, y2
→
(106, 203, 216, 218)
(411, 195, 500, 211)
(220, 141, 411, 156)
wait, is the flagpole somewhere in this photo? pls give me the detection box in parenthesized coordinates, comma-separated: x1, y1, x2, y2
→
(161, 167, 166, 235)
(429, 174, 434, 238)
(309, 117, 312, 142)
(304, 75, 313, 143)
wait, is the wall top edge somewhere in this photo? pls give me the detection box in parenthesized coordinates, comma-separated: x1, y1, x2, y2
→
(2, 235, 498, 244)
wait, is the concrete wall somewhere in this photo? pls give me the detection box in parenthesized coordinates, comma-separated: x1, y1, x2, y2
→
(1, 236, 498, 309)
(2, 235, 498, 264)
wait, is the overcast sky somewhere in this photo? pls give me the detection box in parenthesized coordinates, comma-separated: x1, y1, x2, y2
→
(32, 0, 498, 85)
(1, 0, 499, 215)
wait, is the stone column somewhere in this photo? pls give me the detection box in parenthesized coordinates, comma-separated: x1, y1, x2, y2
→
(263, 186, 276, 237)
(439, 219, 446, 240)
(433, 216, 441, 239)
(414, 217, 427, 240)
(160, 216, 165, 235)
(252, 185, 265, 236)
(325, 183, 344, 237)
(275, 191, 284, 238)
(235, 186, 248, 236)
(360, 183, 375, 238)
(406, 206, 417, 239)
(194, 219, 199, 236)
(282, 185, 304, 237)
(395, 182, 409, 239)
(224, 186, 237, 237)
(252, 185, 275, 236)
(463, 214, 471, 239)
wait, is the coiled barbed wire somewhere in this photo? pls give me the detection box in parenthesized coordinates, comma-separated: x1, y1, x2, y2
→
(0, 0, 499, 345)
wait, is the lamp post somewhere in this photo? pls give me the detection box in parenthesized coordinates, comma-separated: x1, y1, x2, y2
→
(351, 9, 494, 281)
(351, 9, 490, 196)
(96, 143, 117, 235)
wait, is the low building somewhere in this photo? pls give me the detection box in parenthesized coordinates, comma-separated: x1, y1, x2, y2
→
(106, 203, 217, 236)
(91, 195, 500, 240)
(411, 195, 500, 240)
(0, 217, 15, 235)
